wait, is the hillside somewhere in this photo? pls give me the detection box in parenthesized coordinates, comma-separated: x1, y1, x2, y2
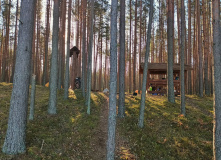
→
(0, 83, 213, 159)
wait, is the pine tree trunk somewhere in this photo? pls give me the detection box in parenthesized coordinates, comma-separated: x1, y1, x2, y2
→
(202, 0, 209, 96)
(81, 0, 86, 97)
(12, 0, 19, 82)
(48, 0, 60, 114)
(29, 74, 36, 120)
(197, 0, 203, 97)
(176, 0, 180, 64)
(151, 26, 155, 63)
(30, 6, 36, 84)
(118, 0, 125, 118)
(0, 29, 3, 77)
(42, 0, 50, 86)
(129, 0, 132, 93)
(133, 0, 138, 92)
(2, 0, 36, 154)
(138, 0, 142, 94)
(1, 0, 11, 82)
(212, 0, 221, 158)
(138, 0, 154, 128)
(86, 0, 94, 114)
(64, 0, 72, 99)
(187, 0, 192, 94)
(35, 4, 40, 84)
(167, 0, 175, 103)
(106, 0, 118, 158)
(192, 2, 196, 94)
(180, 0, 185, 115)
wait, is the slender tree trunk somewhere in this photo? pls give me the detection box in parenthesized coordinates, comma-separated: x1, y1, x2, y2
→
(167, 0, 175, 103)
(29, 74, 36, 120)
(30, 6, 36, 84)
(81, 0, 86, 97)
(203, 0, 209, 96)
(105, 25, 108, 89)
(1, 0, 11, 82)
(138, 0, 142, 94)
(107, 0, 118, 158)
(93, 34, 97, 90)
(151, 26, 155, 63)
(138, 0, 154, 128)
(118, 0, 125, 118)
(64, 0, 72, 99)
(159, 0, 163, 63)
(129, 0, 132, 93)
(86, 0, 94, 114)
(187, 0, 192, 94)
(193, 1, 196, 94)
(197, 0, 203, 97)
(35, 4, 40, 84)
(58, 0, 66, 89)
(48, 0, 60, 114)
(12, 0, 19, 82)
(212, 0, 221, 158)
(42, 0, 50, 86)
(0, 28, 3, 77)
(133, 0, 138, 92)
(176, 0, 180, 64)
(2, 0, 36, 154)
(180, 0, 185, 115)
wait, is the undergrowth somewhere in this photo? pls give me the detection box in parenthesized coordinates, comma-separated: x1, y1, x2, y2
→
(0, 83, 105, 160)
(117, 94, 213, 160)
(0, 82, 213, 159)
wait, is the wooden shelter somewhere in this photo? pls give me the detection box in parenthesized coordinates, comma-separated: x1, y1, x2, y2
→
(139, 63, 192, 95)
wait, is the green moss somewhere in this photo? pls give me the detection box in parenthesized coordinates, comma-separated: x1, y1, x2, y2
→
(0, 83, 105, 160)
(117, 94, 213, 159)
(0, 83, 213, 159)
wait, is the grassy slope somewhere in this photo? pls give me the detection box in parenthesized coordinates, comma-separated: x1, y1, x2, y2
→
(118, 94, 213, 159)
(0, 83, 106, 160)
(0, 83, 213, 159)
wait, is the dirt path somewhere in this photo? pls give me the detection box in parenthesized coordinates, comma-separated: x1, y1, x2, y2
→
(90, 93, 136, 160)
(89, 94, 109, 159)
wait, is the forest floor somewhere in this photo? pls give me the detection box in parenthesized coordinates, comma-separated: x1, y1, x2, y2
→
(0, 82, 213, 160)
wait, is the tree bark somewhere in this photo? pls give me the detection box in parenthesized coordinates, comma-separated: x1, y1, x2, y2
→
(176, 0, 180, 64)
(64, 0, 72, 99)
(106, 0, 118, 159)
(86, 0, 94, 114)
(187, 0, 192, 94)
(212, 0, 221, 160)
(180, 0, 185, 115)
(129, 0, 132, 93)
(138, 0, 154, 128)
(81, 0, 86, 97)
(42, 0, 50, 86)
(196, 0, 203, 97)
(212, 0, 221, 158)
(2, 0, 36, 154)
(29, 74, 36, 120)
(118, 0, 125, 118)
(138, 0, 142, 94)
(12, 0, 19, 82)
(48, 0, 60, 114)
(133, 0, 138, 92)
(202, 0, 209, 96)
(167, 0, 175, 103)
